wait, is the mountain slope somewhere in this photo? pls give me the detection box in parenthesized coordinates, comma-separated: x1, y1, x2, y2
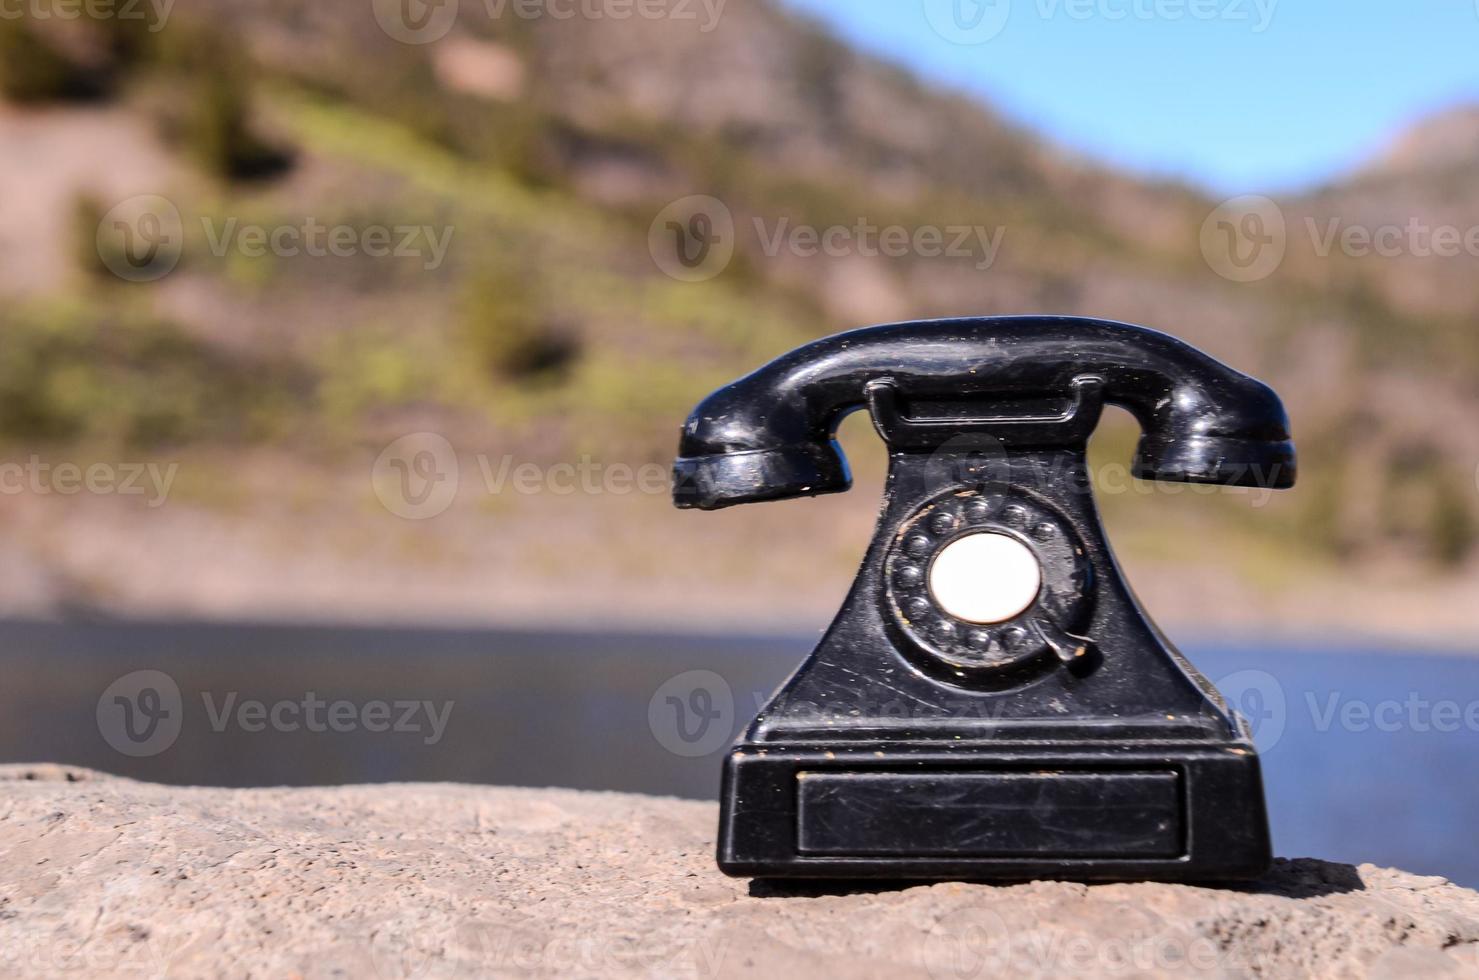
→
(0, 0, 1474, 629)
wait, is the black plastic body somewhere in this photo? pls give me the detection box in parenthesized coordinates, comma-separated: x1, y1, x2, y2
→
(672, 316, 1295, 881)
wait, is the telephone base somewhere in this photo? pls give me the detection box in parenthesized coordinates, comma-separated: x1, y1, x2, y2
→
(717, 741, 1271, 882)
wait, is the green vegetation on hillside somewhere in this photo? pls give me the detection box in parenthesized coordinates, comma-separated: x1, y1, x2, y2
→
(0, 0, 1473, 574)
(0, 302, 300, 448)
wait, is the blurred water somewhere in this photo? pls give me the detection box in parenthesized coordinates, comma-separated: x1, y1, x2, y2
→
(1, 620, 1474, 886)
(1190, 641, 1479, 887)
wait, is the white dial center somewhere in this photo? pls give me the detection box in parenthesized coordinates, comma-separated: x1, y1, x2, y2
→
(928, 532, 1042, 624)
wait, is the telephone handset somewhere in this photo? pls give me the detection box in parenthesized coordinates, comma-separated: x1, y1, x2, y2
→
(673, 316, 1296, 881)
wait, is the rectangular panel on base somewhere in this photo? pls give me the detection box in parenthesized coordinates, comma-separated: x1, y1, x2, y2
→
(796, 770, 1182, 858)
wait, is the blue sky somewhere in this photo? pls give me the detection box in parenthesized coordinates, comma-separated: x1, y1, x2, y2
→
(780, 0, 1479, 194)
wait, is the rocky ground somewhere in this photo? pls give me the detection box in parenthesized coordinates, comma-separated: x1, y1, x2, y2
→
(1, 764, 1477, 978)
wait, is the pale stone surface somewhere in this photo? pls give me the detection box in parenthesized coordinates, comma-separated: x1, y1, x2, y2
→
(2, 764, 1477, 979)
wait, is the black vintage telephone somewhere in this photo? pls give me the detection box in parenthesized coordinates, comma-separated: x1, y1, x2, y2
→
(673, 316, 1296, 881)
